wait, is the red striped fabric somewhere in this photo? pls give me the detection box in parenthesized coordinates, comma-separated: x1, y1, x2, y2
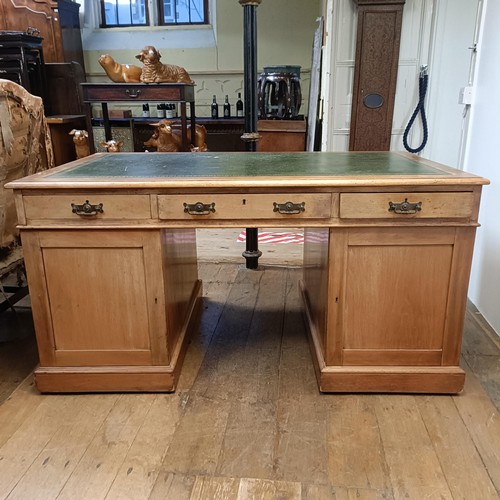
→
(237, 231, 304, 244)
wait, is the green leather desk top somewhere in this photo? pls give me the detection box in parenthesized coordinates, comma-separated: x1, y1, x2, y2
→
(8, 152, 488, 189)
(50, 152, 438, 178)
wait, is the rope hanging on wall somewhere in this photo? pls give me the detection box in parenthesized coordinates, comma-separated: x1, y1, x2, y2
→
(403, 66, 429, 154)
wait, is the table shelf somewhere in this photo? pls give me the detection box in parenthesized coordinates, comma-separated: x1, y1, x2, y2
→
(81, 82, 196, 152)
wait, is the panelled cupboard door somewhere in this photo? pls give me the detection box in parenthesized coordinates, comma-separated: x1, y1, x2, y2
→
(21, 230, 169, 367)
(327, 226, 476, 367)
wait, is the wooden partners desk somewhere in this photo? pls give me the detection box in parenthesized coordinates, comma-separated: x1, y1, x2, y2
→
(7, 152, 489, 394)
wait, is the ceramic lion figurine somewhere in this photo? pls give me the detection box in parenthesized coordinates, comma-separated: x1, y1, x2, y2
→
(136, 46, 193, 84)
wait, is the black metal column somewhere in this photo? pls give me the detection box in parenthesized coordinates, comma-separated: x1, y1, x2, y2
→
(240, 0, 262, 269)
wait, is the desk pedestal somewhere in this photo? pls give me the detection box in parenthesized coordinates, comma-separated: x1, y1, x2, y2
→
(302, 226, 474, 393)
(22, 228, 200, 392)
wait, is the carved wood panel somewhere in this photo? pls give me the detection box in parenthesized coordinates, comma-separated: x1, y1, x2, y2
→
(0, 0, 63, 63)
(349, 0, 405, 151)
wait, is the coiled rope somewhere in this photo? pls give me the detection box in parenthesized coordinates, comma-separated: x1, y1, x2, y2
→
(403, 67, 429, 154)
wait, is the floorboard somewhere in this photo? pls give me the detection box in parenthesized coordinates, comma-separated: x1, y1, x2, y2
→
(0, 257, 499, 499)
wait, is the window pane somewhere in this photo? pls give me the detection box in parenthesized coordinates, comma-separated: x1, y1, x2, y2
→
(104, 1, 118, 25)
(162, 0, 205, 24)
(131, 0, 147, 24)
(176, 1, 190, 23)
(189, 0, 204, 22)
(117, 0, 132, 24)
(103, 0, 147, 26)
(163, 0, 175, 22)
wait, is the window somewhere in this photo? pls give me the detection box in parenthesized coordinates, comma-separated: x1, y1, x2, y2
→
(100, 0, 208, 28)
(160, 0, 207, 24)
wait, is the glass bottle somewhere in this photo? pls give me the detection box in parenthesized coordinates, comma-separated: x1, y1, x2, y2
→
(223, 95, 231, 118)
(211, 95, 219, 119)
(166, 103, 174, 119)
(236, 92, 244, 117)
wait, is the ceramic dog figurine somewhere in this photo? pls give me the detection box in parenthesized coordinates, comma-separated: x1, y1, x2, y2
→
(146, 120, 207, 152)
(136, 46, 193, 84)
(100, 139, 124, 153)
(98, 54, 142, 83)
(69, 129, 90, 159)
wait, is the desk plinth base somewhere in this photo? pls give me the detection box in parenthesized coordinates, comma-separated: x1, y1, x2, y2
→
(34, 280, 202, 393)
(35, 367, 181, 393)
(300, 282, 465, 394)
(312, 366, 465, 394)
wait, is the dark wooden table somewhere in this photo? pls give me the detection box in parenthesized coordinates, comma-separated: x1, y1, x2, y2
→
(81, 82, 196, 152)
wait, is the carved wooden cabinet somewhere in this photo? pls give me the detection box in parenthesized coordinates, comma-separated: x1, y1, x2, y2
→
(349, 0, 405, 151)
(0, 0, 85, 70)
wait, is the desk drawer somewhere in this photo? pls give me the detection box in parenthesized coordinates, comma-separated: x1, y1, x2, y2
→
(340, 192, 475, 220)
(82, 85, 190, 102)
(23, 195, 151, 221)
(158, 193, 332, 220)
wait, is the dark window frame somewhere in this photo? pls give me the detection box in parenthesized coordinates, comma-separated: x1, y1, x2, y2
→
(99, 0, 208, 28)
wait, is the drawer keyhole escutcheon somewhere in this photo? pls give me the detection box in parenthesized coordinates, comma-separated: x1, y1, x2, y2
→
(71, 200, 104, 217)
(273, 201, 306, 215)
(183, 202, 216, 215)
(388, 198, 422, 215)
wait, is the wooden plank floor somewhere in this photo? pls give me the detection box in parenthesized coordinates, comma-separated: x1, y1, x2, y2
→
(1, 232, 500, 499)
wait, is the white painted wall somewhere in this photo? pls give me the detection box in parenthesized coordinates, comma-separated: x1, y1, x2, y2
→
(321, 0, 477, 155)
(81, 0, 321, 116)
(463, 0, 500, 335)
(321, 0, 498, 336)
(423, 0, 480, 168)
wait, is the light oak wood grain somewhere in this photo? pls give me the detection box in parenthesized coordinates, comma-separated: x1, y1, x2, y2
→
(454, 363, 500, 491)
(0, 263, 499, 499)
(23, 194, 151, 222)
(416, 394, 498, 499)
(340, 191, 476, 219)
(6, 394, 118, 499)
(105, 393, 187, 499)
(327, 395, 390, 491)
(190, 475, 240, 499)
(0, 394, 92, 498)
(56, 393, 155, 500)
(237, 478, 301, 499)
(0, 377, 42, 449)
(374, 395, 453, 499)
(9, 152, 488, 394)
(158, 193, 333, 220)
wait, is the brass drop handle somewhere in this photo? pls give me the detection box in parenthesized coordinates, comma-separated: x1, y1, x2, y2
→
(388, 198, 422, 215)
(125, 89, 141, 98)
(273, 201, 305, 215)
(183, 202, 216, 215)
(71, 200, 104, 217)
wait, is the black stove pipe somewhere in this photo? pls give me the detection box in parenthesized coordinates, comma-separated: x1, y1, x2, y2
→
(240, 0, 262, 269)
